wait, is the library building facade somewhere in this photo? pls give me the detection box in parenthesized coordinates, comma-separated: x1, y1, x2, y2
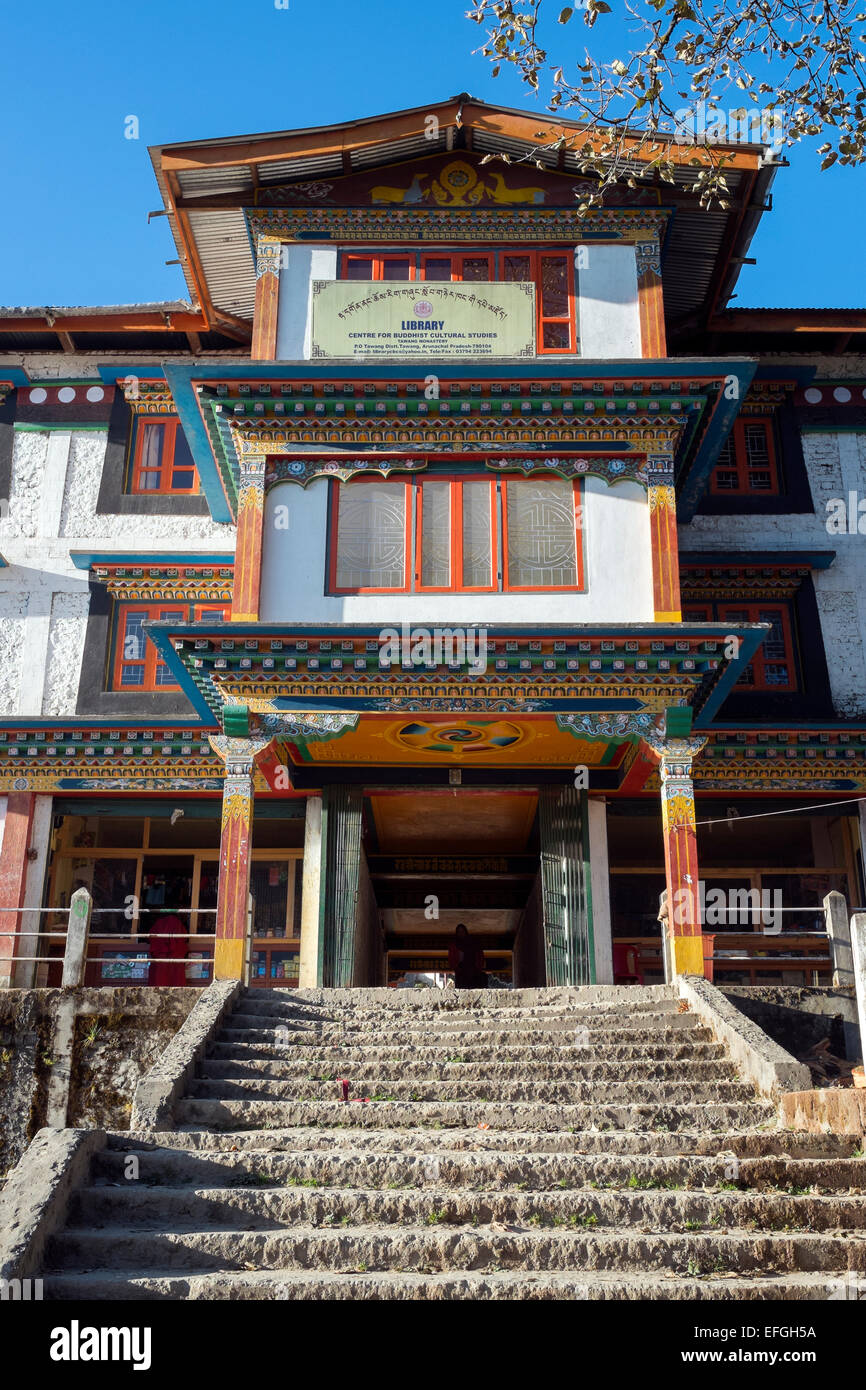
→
(1, 97, 865, 992)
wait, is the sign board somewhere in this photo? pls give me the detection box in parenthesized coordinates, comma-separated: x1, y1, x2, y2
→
(310, 281, 536, 360)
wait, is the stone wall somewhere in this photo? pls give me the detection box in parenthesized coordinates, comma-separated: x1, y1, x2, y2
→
(0, 987, 198, 1178)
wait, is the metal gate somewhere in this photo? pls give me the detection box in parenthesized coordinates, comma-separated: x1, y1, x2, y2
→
(320, 786, 363, 988)
(538, 786, 594, 985)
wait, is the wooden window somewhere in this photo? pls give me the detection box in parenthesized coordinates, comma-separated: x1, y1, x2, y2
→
(683, 600, 796, 691)
(342, 254, 415, 281)
(502, 476, 581, 589)
(131, 418, 198, 494)
(414, 478, 497, 592)
(330, 475, 582, 594)
(113, 602, 230, 691)
(710, 418, 779, 495)
(339, 249, 577, 352)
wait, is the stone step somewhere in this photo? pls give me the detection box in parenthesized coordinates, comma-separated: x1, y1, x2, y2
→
(105, 1127, 863, 1160)
(239, 985, 676, 1013)
(187, 1076, 756, 1105)
(198, 1057, 739, 1084)
(45, 1222, 866, 1275)
(231, 997, 684, 1026)
(68, 1184, 866, 1233)
(205, 1040, 730, 1065)
(215, 1021, 713, 1049)
(92, 1145, 866, 1191)
(41, 1267, 859, 1301)
(225, 1006, 696, 1034)
(173, 1096, 775, 1132)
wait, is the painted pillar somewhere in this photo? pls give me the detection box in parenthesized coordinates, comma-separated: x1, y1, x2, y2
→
(857, 801, 866, 905)
(251, 237, 282, 361)
(647, 451, 682, 622)
(635, 239, 667, 357)
(209, 734, 273, 981)
(649, 735, 708, 978)
(587, 796, 613, 985)
(15, 795, 53, 988)
(298, 795, 323, 989)
(0, 793, 35, 988)
(232, 456, 267, 622)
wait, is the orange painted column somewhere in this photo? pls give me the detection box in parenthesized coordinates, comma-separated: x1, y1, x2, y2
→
(209, 736, 273, 980)
(647, 452, 682, 621)
(0, 793, 35, 987)
(636, 239, 667, 357)
(232, 457, 267, 622)
(251, 239, 281, 361)
(652, 737, 708, 977)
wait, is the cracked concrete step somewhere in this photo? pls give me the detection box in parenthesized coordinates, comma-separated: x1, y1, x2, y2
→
(67, 1185, 866, 1233)
(174, 1097, 775, 1131)
(92, 1145, 866, 1190)
(198, 1057, 740, 1083)
(40, 1267, 860, 1301)
(223, 1007, 698, 1033)
(44, 1223, 866, 1274)
(187, 1077, 756, 1105)
(214, 1021, 714, 1049)
(241, 985, 676, 1012)
(205, 1040, 730, 1065)
(231, 998, 684, 1027)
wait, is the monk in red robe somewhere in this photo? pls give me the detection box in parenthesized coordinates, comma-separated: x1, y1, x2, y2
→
(148, 911, 188, 986)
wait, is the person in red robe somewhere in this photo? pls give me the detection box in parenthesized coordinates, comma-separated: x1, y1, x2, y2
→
(148, 896, 188, 986)
(447, 923, 487, 989)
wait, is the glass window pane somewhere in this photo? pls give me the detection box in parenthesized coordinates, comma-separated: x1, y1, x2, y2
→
(502, 255, 532, 282)
(506, 479, 577, 588)
(171, 469, 195, 490)
(461, 257, 490, 282)
(122, 611, 146, 661)
(461, 481, 493, 587)
(335, 481, 406, 589)
(542, 322, 570, 350)
(120, 664, 144, 686)
(250, 862, 290, 938)
(420, 481, 451, 588)
(382, 258, 412, 281)
(540, 256, 569, 318)
(423, 258, 452, 281)
(345, 258, 374, 280)
(138, 423, 164, 489)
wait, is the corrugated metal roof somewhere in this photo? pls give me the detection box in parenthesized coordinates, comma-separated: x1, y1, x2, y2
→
(0, 300, 194, 316)
(186, 209, 256, 320)
(256, 153, 345, 183)
(176, 165, 255, 197)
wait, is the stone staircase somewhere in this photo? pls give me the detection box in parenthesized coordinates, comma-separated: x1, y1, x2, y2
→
(43, 985, 866, 1299)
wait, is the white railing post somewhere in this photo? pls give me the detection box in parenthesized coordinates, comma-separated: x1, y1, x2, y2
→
(61, 887, 92, 987)
(824, 891, 853, 987)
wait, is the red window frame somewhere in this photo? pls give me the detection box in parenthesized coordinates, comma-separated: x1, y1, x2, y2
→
(112, 602, 230, 691)
(338, 248, 577, 353)
(413, 477, 498, 593)
(328, 478, 414, 595)
(501, 476, 584, 592)
(682, 600, 796, 691)
(328, 474, 584, 595)
(342, 254, 416, 282)
(710, 418, 779, 495)
(130, 417, 199, 495)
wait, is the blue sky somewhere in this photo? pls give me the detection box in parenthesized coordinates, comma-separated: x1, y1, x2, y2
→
(0, 0, 860, 309)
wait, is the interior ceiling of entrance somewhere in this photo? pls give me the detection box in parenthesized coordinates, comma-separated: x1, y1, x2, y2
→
(382, 908, 522, 937)
(368, 791, 537, 854)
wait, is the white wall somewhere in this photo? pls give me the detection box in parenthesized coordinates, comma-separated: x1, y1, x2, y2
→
(577, 243, 641, 359)
(0, 419, 234, 716)
(260, 474, 654, 624)
(679, 427, 866, 719)
(275, 245, 338, 360)
(273, 241, 642, 362)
